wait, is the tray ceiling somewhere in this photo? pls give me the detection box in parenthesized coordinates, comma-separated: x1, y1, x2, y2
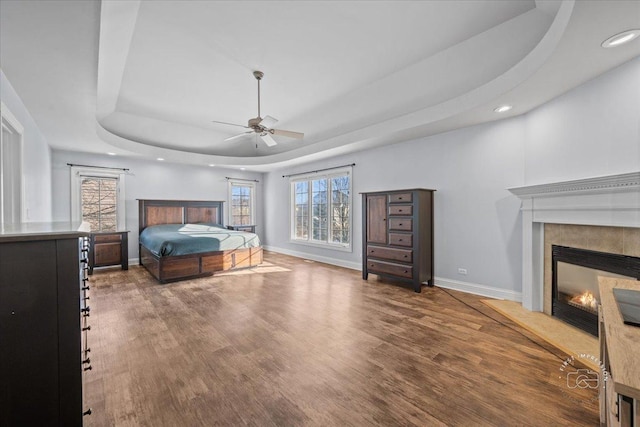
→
(1, 0, 639, 170)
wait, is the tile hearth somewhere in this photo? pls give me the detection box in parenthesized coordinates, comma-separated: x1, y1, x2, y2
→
(482, 299, 599, 371)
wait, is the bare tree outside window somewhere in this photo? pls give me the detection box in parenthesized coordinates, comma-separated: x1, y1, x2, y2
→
(291, 173, 350, 247)
(294, 181, 309, 239)
(311, 179, 328, 241)
(330, 176, 350, 244)
(230, 184, 254, 225)
(81, 177, 118, 231)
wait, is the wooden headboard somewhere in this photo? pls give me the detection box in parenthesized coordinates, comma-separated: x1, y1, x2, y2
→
(138, 199, 224, 235)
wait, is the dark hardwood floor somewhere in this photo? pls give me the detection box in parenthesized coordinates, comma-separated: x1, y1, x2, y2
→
(85, 251, 599, 426)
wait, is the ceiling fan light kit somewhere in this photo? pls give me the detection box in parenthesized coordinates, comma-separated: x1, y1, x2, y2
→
(212, 71, 304, 147)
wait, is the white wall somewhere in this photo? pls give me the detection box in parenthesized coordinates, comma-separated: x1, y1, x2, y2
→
(1, 70, 52, 221)
(263, 56, 640, 299)
(264, 117, 526, 298)
(51, 150, 264, 262)
(524, 56, 640, 183)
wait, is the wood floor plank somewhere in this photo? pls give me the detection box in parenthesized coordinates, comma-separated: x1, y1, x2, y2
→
(84, 252, 599, 426)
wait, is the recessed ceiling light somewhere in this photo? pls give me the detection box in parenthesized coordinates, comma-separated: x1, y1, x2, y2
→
(494, 105, 513, 113)
(107, 152, 116, 156)
(157, 158, 164, 161)
(602, 29, 640, 48)
(208, 164, 215, 167)
(240, 167, 246, 170)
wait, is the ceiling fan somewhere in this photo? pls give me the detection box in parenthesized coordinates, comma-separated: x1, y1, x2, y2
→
(212, 71, 304, 147)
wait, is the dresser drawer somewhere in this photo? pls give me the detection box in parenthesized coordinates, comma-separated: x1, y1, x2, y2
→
(94, 233, 122, 243)
(389, 232, 412, 247)
(388, 218, 412, 231)
(367, 245, 412, 263)
(389, 193, 412, 203)
(389, 205, 412, 216)
(367, 260, 413, 279)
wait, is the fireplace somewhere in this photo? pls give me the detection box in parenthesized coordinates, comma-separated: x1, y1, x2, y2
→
(552, 245, 640, 336)
(508, 172, 640, 312)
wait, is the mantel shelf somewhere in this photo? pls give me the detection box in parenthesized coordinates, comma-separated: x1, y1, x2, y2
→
(508, 172, 640, 199)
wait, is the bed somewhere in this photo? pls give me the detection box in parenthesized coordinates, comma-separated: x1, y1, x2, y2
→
(138, 199, 263, 283)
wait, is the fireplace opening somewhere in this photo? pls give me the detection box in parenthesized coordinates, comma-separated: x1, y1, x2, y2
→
(552, 245, 640, 337)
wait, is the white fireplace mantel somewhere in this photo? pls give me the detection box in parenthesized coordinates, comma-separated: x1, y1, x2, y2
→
(509, 172, 640, 311)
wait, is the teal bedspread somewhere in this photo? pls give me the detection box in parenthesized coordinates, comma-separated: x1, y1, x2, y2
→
(140, 223, 260, 257)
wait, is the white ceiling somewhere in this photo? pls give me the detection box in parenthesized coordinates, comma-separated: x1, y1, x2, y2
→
(1, 0, 639, 171)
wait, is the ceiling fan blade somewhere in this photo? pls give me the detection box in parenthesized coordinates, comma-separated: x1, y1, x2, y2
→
(224, 131, 253, 141)
(212, 119, 249, 129)
(261, 133, 278, 147)
(272, 129, 304, 139)
(259, 115, 278, 129)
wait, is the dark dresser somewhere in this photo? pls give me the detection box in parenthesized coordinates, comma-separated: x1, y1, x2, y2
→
(362, 189, 435, 292)
(0, 222, 91, 426)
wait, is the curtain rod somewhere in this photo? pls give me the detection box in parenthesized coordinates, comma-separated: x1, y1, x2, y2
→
(226, 176, 260, 183)
(282, 163, 355, 178)
(67, 163, 129, 172)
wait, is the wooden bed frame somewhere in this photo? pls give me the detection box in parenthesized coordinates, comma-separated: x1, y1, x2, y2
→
(138, 199, 263, 283)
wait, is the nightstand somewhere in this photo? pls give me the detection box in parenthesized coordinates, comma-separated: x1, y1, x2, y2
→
(88, 230, 129, 274)
(226, 225, 256, 233)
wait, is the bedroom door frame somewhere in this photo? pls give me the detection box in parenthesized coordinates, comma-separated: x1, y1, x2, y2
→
(0, 102, 25, 225)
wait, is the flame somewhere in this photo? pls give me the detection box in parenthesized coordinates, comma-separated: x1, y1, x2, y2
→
(570, 290, 598, 311)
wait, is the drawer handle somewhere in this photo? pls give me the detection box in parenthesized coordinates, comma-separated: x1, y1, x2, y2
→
(84, 365, 92, 372)
(398, 223, 403, 226)
(398, 209, 403, 212)
(404, 255, 408, 258)
(82, 325, 91, 331)
(82, 357, 91, 365)
(370, 250, 375, 253)
(83, 409, 92, 417)
(404, 270, 408, 274)
(398, 239, 403, 242)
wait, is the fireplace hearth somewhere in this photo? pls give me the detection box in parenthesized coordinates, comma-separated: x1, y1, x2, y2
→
(552, 245, 640, 337)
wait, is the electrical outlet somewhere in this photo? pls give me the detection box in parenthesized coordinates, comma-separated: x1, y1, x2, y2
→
(458, 268, 468, 275)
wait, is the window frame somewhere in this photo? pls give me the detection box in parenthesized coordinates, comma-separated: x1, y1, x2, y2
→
(227, 179, 256, 226)
(70, 166, 126, 231)
(289, 167, 352, 252)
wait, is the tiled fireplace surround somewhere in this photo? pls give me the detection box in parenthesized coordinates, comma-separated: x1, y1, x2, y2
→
(509, 172, 640, 313)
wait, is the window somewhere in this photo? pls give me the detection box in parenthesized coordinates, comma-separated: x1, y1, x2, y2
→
(228, 180, 256, 226)
(80, 176, 118, 231)
(71, 166, 125, 231)
(290, 168, 352, 250)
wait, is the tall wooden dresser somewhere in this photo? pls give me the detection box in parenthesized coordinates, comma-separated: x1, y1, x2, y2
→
(362, 189, 435, 292)
(0, 222, 91, 426)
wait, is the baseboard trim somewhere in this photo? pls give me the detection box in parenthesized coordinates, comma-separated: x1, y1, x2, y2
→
(435, 277, 522, 302)
(263, 245, 361, 271)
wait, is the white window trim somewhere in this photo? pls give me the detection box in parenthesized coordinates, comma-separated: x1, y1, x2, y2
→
(70, 166, 126, 230)
(289, 166, 352, 251)
(0, 102, 25, 224)
(227, 179, 256, 226)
